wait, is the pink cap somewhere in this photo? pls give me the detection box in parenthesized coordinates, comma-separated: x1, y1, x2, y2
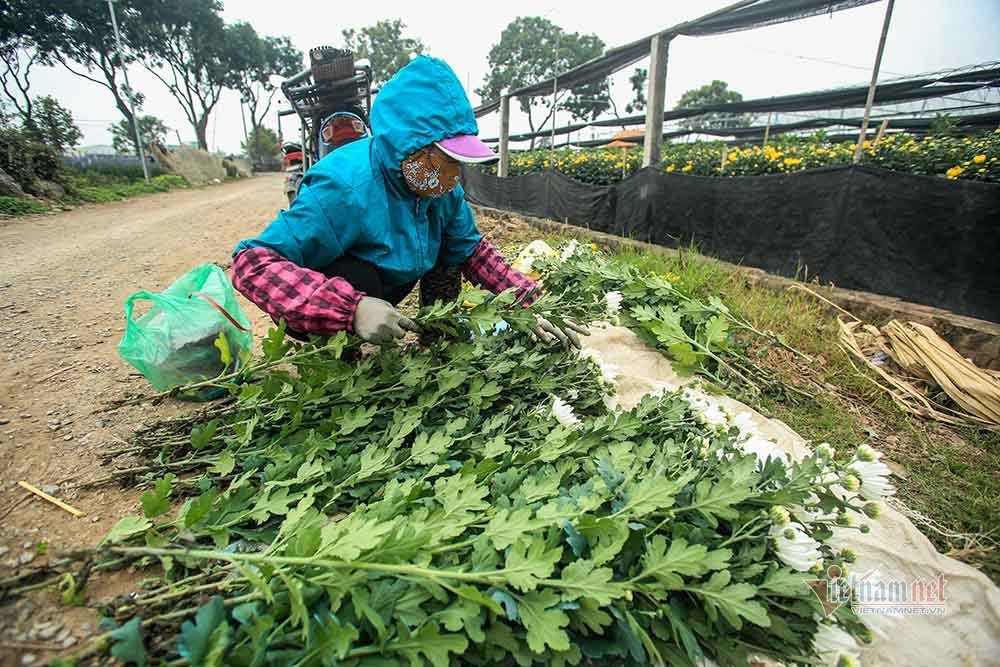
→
(435, 134, 498, 163)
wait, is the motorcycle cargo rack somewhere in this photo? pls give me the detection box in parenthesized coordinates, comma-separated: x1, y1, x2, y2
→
(279, 55, 373, 170)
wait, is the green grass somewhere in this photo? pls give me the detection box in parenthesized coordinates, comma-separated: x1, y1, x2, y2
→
(615, 243, 1000, 578)
(489, 220, 1000, 579)
(0, 196, 48, 216)
(69, 174, 188, 203)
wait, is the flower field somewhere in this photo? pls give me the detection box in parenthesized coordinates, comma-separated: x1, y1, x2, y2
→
(494, 130, 1000, 185)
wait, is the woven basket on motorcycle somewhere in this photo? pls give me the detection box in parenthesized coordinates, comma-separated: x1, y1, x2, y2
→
(310, 46, 354, 82)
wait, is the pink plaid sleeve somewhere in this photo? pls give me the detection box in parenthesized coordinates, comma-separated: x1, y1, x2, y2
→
(231, 247, 363, 335)
(460, 239, 540, 306)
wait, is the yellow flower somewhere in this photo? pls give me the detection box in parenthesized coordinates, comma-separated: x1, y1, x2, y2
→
(682, 163, 693, 173)
(666, 164, 676, 173)
(973, 154, 987, 164)
(783, 157, 802, 167)
(945, 165, 964, 179)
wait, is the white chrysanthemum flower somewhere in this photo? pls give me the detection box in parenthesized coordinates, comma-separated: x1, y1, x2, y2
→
(682, 388, 730, 427)
(771, 522, 823, 571)
(850, 448, 895, 501)
(816, 442, 836, 460)
(579, 348, 619, 386)
(551, 396, 581, 429)
(739, 434, 789, 465)
(560, 240, 580, 261)
(769, 506, 791, 526)
(812, 622, 861, 667)
(604, 291, 623, 316)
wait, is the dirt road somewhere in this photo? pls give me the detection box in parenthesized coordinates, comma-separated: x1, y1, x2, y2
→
(0, 176, 288, 655)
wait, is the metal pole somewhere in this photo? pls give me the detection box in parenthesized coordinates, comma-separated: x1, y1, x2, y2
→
(106, 0, 149, 182)
(853, 0, 895, 164)
(498, 92, 511, 178)
(642, 34, 670, 168)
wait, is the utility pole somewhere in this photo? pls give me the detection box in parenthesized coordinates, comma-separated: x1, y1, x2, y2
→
(642, 33, 670, 167)
(498, 91, 510, 178)
(106, 0, 149, 182)
(854, 0, 895, 164)
(550, 30, 560, 155)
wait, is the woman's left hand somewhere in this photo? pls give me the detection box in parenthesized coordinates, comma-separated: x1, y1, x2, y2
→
(532, 315, 590, 349)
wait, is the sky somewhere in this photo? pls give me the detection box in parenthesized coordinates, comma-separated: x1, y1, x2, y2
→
(28, 0, 1000, 154)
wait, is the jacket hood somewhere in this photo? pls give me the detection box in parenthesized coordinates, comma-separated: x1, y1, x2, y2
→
(370, 56, 479, 174)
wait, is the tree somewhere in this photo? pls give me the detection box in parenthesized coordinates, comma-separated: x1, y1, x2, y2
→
(13, 0, 158, 153)
(0, 37, 39, 129)
(31, 95, 81, 152)
(241, 126, 279, 163)
(477, 17, 609, 148)
(342, 20, 424, 86)
(675, 80, 752, 130)
(111, 114, 169, 156)
(141, 0, 231, 150)
(625, 67, 647, 114)
(225, 22, 301, 157)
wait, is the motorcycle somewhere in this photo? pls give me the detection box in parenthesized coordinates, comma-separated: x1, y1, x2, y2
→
(278, 46, 373, 205)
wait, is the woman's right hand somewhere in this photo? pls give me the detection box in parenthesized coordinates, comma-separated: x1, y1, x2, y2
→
(353, 296, 420, 344)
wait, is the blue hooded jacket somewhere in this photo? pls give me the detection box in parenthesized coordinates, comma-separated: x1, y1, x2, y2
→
(233, 56, 483, 289)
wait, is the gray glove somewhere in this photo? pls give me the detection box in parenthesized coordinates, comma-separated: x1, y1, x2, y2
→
(353, 296, 419, 344)
(532, 315, 590, 349)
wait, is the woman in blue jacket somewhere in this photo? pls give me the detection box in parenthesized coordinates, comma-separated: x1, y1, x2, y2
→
(232, 56, 581, 347)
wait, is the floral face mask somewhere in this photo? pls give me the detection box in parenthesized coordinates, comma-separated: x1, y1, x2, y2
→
(400, 146, 461, 198)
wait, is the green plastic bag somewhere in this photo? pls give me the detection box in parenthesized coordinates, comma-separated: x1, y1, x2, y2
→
(119, 264, 253, 397)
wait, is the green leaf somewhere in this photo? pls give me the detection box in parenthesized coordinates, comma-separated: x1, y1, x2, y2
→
(691, 571, 770, 630)
(178, 596, 230, 664)
(760, 567, 813, 598)
(485, 507, 540, 550)
(320, 514, 396, 561)
(397, 623, 468, 667)
(637, 536, 731, 588)
(555, 559, 627, 605)
(209, 452, 235, 477)
(613, 470, 695, 518)
(278, 573, 309, 642)
(517, 589, 571, 654)
(311, 614, 359, 661)
(140, 474, 174, 519)
(482, 434, 510, 458)
(410, 430, 453, 465)
(214, 330, 232, 367)
(505, 538, 562, 592)
(689, 476, 753, 527)
(262, 324, 290, 362)
(190, 420, 219, 450)
(109, 618, 147, 666)
(667, 342, 700, 368)
(437, 598, 485, 643)
(102, 515, 152, 545)
(577, 517, 630, 565)
(703, 315, 729, 347)
(338, 404, 378, 436)
(181, 490, 217, 528)
(570, 598, 613, 634)
(357, 443, 393, 479)
(453, 584, 504, 616)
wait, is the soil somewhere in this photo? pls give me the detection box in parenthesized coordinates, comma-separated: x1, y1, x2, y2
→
(0, 176, 289, 664)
